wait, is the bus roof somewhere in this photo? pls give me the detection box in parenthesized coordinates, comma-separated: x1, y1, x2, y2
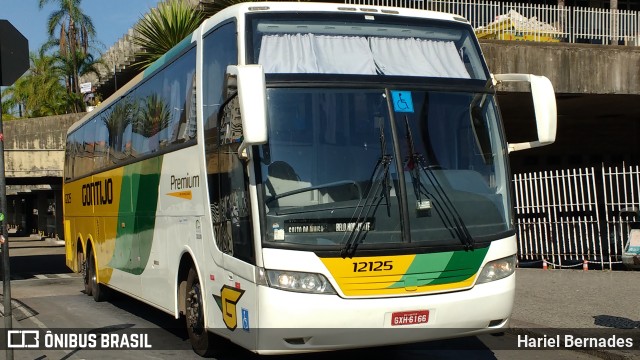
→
(202, 1, 470, 32)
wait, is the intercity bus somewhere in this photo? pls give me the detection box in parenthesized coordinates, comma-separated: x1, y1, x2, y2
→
(63, 2, 557, 355)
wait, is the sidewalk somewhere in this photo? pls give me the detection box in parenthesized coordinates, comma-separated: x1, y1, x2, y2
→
(5, 234, 65, 252)
(511, 268, 640, 359)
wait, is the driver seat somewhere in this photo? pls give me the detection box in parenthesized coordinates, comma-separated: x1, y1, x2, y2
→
(265, 161, 312, 207)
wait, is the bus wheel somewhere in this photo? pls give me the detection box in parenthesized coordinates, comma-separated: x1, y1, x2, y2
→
(79, 250, 91, 296)
(88, 251, 109, 302)
(186, 266, 214, 357)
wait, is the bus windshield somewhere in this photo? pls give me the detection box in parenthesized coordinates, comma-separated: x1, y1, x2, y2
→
(258, 88, 512, 249)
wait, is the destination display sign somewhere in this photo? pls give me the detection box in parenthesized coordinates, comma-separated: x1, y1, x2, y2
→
(283, 219, 375, 233)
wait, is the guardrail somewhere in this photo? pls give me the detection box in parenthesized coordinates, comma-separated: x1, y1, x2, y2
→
(344, 0, 640, 46)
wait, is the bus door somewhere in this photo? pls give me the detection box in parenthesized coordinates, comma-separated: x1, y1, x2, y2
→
(202, 20, 257, 341)
(209, 136, 258, 348)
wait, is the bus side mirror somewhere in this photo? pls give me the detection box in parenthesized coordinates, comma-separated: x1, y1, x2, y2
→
(492, 73, 557, 153)
(227, 65, 268, 148)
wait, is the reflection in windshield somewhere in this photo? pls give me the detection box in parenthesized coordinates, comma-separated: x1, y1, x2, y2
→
(259, 88, 511, 249)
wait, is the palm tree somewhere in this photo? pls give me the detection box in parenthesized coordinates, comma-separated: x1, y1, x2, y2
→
(39, 0, 97, 103)
(1, 46, 71, 117)
(134, 94, 171, 138)
(131, 0, 207, 69)
(28, 47, 71, 116)
(1, 78, 29, 118)
(103, 98, 136, 153)
(132, 0, 310, 70)
(55, 48, 104, 112)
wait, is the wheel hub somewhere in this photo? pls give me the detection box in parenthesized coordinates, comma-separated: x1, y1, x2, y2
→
(187, 284, 204, 334)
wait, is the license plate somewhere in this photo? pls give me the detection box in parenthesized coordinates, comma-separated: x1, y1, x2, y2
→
(391, 310, 429, 326)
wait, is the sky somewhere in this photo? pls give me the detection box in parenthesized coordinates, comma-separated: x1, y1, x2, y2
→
(2, 0, 162, 53)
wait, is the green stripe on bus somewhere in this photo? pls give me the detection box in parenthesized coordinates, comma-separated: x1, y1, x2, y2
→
(110, 156, 163, 275)
(388, 247, 488, 288)
(143, 36, 193, 78)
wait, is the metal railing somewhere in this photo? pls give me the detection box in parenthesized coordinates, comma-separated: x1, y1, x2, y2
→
(512, 164, 640, 270)
(601, 164, 640, 266)
(344, 0, 640, 46)
(572, 6, 638, 45)
(513, 168, 603, 269)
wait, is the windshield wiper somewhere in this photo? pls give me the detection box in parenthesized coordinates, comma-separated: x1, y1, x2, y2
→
(403, 115, 475, 250)
(340, 116, 392, 258)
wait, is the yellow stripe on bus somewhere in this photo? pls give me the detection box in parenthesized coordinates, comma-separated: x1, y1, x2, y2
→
(322, 253, 480, 296)
(65, 167, 126, 285)
(321, 255, 414, 296)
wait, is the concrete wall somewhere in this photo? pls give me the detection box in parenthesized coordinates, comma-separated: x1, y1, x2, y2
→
(480, 40, 640, 95)
(4, 113, 84, 178)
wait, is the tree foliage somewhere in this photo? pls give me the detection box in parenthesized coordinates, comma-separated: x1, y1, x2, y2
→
(39, 0, 100, 112)
(2, 0, 104, 118)
(134, 94, 171, 138)
(1, 46, 71, 118)
(132, 0, 207, 69)
(132, 0, 311, 70)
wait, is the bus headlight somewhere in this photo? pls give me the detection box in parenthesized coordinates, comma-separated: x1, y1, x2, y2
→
(476, 255, 516, 284)
(266, 270, 336, 294)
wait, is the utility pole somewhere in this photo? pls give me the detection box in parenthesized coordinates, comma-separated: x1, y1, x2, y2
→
(0, 19, 29, 360)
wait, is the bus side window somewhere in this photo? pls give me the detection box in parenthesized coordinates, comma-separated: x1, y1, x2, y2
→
(203, 21, 254, 263)
(218, 142, 255, 264)
(202, 22, 237, 131)
(82, 120, 96, 176)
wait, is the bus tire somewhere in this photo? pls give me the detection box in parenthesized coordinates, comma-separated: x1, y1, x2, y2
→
(186, 266, 214, 357)
(79, 250, 91, 296)
(89, 251, 110, 302)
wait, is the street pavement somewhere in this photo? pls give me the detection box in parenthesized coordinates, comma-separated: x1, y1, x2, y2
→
(511, 268, 640, 359)
(1, 236, 640, 358)
(1, 234, 68, 280)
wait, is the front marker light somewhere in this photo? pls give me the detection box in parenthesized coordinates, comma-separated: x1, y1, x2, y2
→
(266, 270, 336, 294)
(476, 255, 516, 284)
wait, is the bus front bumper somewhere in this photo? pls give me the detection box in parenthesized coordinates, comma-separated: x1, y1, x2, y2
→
(252, 274, 515, 354)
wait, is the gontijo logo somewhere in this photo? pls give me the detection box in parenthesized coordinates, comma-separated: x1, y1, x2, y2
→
(82, 178, 113, 206)
(212, 285, 245, 330)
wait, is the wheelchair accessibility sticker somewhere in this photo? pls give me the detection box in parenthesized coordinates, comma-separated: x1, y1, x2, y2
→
(391, 91, 414, 113)
(242, 308, 250, 332)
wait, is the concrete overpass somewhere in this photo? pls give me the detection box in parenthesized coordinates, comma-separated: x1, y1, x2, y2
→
(482, 40, 640, 173)
(6, 40, 640, 239)
(4, 113, 83, 238)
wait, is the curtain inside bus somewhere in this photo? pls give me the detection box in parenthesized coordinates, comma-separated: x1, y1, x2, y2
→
(258, 34, 470, 78)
